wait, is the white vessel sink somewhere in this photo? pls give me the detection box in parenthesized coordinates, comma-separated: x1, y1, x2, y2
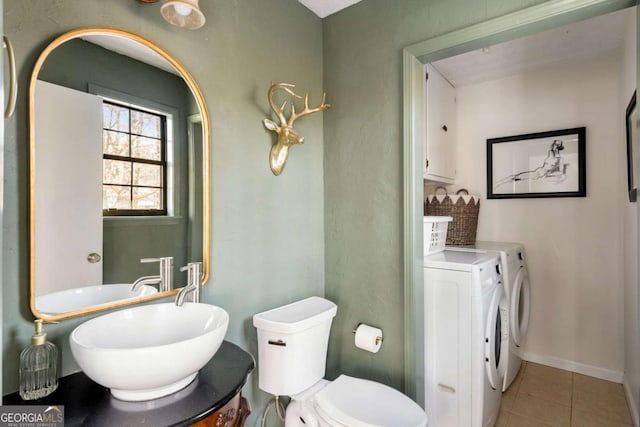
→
(70, 302, 229, 401)
(36, 284, 158, 315)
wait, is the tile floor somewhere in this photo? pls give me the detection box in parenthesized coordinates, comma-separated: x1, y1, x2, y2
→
(496, 362, 634, 427)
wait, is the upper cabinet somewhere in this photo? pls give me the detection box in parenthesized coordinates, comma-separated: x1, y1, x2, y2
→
(424, 64, 456, 184)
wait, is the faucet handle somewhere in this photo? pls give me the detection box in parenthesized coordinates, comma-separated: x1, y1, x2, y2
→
(141, 257, 173, 264)
(180, 262, 203, 286)
(180, 262, 202, 271)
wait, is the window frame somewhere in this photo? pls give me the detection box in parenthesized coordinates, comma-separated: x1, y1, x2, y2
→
(88, 84, 180, 220)
(102, 100, 169, 216)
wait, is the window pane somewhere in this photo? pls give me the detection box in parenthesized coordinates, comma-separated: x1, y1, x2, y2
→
(133, 163, 162, 187)
(103, 104, 129, 132)
(101, 100, 167, 215)
(133, 187, 161, 210)
(132, 136, 161, 160)
(103, 159, 132, 185)
(103, 185, 131, 210)
(103, 130, 130, 156)
(131, 110, 161, 138)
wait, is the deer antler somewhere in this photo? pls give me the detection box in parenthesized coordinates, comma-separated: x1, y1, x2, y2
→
(288, 92, 331, 127)
(263, 82, 331, 176)
(267, 83, 302, 126)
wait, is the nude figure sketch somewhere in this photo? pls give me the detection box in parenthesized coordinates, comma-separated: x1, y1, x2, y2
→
(494, 139, 569, 189)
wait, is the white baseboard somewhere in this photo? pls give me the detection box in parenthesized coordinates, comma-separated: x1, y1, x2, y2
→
(521, 351, 624, 383)
(623, 375, 640, 427)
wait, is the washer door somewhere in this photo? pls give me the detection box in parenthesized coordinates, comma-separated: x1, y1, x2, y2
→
(510, 266, 531, 347)
(485, 285, 505, 390)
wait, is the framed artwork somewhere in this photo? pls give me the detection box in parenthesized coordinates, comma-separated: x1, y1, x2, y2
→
(626, 90, 637, 203)
(487, 127, 586, 199)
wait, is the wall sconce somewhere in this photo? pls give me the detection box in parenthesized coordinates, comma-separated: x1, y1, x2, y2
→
(263, 83, 330, 176)
(161, 0, 206, 30)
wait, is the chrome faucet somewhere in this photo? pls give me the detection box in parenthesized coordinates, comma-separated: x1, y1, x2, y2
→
(175, 262, 203, 306)
(131, 257, 174, 293)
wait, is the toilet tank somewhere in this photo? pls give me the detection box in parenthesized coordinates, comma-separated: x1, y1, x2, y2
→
(253, 296, 337, 396)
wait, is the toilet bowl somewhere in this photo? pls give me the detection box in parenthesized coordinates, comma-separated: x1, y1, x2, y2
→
(253, 297, 427, 427)
(285, 375, 427, 427)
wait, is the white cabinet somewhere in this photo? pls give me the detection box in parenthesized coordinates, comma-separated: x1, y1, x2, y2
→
(424, 64, 456, 184)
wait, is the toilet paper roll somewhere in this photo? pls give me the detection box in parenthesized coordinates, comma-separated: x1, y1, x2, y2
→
(354, 324, 383, 353)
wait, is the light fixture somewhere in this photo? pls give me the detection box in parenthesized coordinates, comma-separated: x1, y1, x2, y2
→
(160, 0, 206, 30)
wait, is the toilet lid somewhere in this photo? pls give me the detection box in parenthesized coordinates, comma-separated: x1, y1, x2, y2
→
(314, 375, 427, 427)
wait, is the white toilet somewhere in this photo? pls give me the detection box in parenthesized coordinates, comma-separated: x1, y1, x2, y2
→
(253, 296, 428, 427)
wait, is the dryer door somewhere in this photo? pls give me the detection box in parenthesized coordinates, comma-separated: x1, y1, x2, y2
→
(510, 266, 531, 347)
(485, 285, 506, 390)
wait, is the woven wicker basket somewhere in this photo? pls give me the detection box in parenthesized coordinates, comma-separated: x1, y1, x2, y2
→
(424, 187, 480, 245)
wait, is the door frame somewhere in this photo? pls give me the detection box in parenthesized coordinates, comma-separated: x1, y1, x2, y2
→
(402, 0, 636, 403)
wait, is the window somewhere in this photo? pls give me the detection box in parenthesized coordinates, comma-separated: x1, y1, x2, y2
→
(102, 100, 167, 215)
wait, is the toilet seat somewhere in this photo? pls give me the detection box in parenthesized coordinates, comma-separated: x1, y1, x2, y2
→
(313, 375, 427, 427)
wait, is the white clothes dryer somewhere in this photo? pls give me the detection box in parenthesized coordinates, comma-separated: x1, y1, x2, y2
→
(423, 250, 507, 427)
(446, 242, 531, 391)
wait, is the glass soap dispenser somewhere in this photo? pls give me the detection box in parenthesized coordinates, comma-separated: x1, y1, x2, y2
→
(19, 319, 58, 400)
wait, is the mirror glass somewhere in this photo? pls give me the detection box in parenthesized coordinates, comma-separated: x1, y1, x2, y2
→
(29, 28, 210, 320)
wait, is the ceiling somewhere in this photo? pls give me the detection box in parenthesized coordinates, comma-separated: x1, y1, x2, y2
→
(82, 34, 179, 76)
(298, 0, 363, 18)
(432, 7, 632, 87)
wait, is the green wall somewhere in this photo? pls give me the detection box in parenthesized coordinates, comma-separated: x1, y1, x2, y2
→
(2, 0, 324, 423)
(322, 0, 549, 391)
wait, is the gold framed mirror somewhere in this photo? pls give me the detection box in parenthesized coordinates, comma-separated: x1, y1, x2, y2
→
(29, 28, 210, 321)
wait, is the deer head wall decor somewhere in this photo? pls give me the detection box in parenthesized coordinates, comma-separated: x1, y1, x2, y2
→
(263, 82, 330, 176)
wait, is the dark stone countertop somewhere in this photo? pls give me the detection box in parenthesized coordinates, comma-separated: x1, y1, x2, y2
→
(3, 341, 255, 427)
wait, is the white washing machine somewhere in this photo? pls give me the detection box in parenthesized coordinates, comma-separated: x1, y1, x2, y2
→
(423, 250, 507, 427)
(447, 242, 531, 391)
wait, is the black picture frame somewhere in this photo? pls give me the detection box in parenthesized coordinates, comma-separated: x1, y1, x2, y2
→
(626, 90, 637, 203)
(487, 127, 586, 199)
